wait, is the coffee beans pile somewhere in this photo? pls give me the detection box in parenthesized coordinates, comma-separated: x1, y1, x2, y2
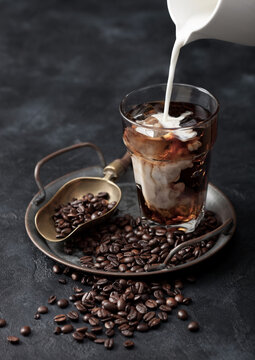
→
(53, 192, 117, 239)
(1, 265, 200, 349)
(62, 210, 220, 272)
(48, 269, 199, 349)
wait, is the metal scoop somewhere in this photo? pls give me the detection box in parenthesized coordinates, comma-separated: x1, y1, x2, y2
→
(34, 142, 130, 242)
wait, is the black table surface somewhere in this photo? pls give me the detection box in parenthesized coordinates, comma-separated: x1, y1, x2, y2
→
(0, 0, 254, 359)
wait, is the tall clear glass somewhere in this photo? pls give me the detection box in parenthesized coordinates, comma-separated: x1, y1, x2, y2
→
(120, 83, 219, 232)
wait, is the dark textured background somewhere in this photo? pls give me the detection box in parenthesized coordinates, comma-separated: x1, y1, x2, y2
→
(0, 0, 254, 359)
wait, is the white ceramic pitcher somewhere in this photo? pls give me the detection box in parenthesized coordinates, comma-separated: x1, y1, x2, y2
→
(167, 0, 255, 46)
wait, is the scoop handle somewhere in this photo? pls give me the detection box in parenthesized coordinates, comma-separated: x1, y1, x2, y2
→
(103, 152, 131, 180)
(34, 143, 106, 205)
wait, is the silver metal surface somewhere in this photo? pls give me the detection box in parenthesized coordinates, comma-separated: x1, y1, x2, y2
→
(25, 166, 236, 277)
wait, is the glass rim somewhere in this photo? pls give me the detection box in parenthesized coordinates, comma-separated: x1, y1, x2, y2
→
(119, 83, 219, 131)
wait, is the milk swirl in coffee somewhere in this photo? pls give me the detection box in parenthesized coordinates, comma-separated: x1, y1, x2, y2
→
(123, 4, 218, 228)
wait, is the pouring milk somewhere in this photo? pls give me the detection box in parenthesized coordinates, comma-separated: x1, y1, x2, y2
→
(151, 0, 255, 127)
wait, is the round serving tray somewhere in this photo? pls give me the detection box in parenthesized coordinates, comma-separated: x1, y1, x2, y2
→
(25, 165, 236, 277)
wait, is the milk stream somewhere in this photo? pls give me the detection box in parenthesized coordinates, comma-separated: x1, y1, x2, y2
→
(158, 0, 218, 127)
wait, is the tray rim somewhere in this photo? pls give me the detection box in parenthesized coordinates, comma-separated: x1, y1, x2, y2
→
(25, 167, 237, 277)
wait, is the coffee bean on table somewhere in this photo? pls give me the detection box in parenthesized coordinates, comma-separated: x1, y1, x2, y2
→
(67, 311, 79, 321)
(76, 326, 88, 333)
(34, 313, 40, 320)
(54, 327, 61, 335)
(166, 297, 177, 308)
(105, 329, 115, 337)
(61, 324, 74, 334)
(94, 338, 106, 344)
(159, 305, 172, 313)
(148, 317, 161, 328)
(85, 331, 97, 341)
(91, 326, 103, 333)
(73, 331, 84, 342)
(0, 318, 6, 327)
(145, 299, 157, 309)
(143, 311, 155, 322)
(58, 278, 67, 285)
(104, 338, 114, 349)
(53, 264, 62, 274)
(183, 297, 192, 305)
(175, 280, 184, 289)
(158, 312, 168, 321)
(121, 329, 133, 337)
(137, 323, 149, 332)
(188, 321, 199, 332)
(136, 303, 147, 314)
(175, 294, 184, 303)
(57, 299, 69, 308)
(37, 306, 48, 314)
(54, 314, 67, 324)
(48, 295, 57, 304)
(20, 326, 31, 336)
(178, 309, 188, 320)
(123, 340, 134, 349)
(7, 336, 19, 344)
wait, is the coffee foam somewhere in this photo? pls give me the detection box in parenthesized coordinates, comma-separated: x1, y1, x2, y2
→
(136, 111, 197, 141)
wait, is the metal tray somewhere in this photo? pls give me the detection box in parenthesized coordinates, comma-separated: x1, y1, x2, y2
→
(25, 165, 236, 277)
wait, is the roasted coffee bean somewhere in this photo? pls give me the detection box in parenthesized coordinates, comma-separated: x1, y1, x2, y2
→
(58, 278, 67, 285)
(20, 326, 31, 336)
(159, 305, 172, 313)
(143, 311, 156, 322)
(136, 303, 147, 314)
(67, 311, 79, 321)
(121, 329, 133, 337)
(183, 297, 192, 305)
(188, 321, 199, 332)
(73, 331, 84, 341)
(89, 317, 100, 326)
(117, 298, 126, 311)
(105, 328, 115, 337)
(57, 299, 69, 309)
(76, 303, 87, 313)
(0, 318, 6, 327)
(7, 336, 19, 344)
(54, 314, 67, 324)
(137, 323, 149, 332)
(175, 294, 184, 303)
(85, 331, 97, 341)
(54, 326, 61, 335)
(158, 312, 168, 321)
(91, 326, 103, 334)
(175, 280, 184, 289)
(34, 313, 40, 320)
(61, 324, 74, 334)
(76, 326, 88, 333)
(102, 300, 117, 313)
(48, 295, 57, 304)
(53, 264, 62, 274)
(145, 299, 157, 309)
(166, 297, 177, 308)
(71, 273, 79, 281)
(148, 317, 161, 328)
(104, 338, 114, 349)
(178, 309, 188, 320)
(37, 306, 48, 314)
(123, 340, 134, 349)
(94, 338, 106, 344)
(104, 321, 115, 329)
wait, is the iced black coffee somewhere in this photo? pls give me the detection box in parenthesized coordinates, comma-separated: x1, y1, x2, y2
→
(120, 84, 218, 231)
